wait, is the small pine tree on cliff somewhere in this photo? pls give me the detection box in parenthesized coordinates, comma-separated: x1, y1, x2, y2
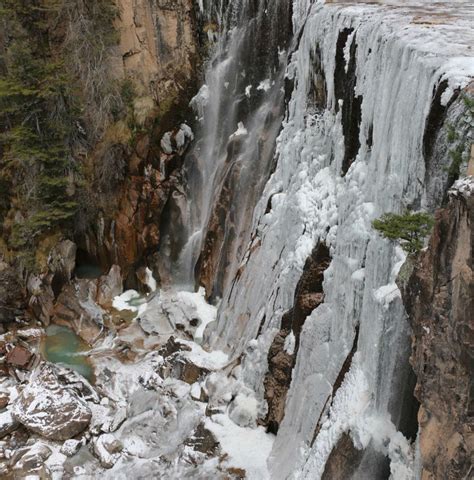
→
(372, 212, 434, 254)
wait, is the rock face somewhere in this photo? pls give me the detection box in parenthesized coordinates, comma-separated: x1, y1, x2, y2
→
(53, 280, 105, 345)
(399, 179, 473, 480)
(75, 0, 200, 281)
(0, 262, 27, 324)
(116, 0, 199, 104)
(12, 364, 92, 441)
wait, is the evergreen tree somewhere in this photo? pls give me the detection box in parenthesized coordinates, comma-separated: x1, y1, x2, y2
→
(372, 212, 434, 254)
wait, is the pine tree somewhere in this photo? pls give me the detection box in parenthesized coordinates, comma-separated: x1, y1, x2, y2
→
(372, 212, 434, 254)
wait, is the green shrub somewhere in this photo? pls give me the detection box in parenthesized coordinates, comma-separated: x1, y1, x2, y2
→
(372, 212, 434, 254)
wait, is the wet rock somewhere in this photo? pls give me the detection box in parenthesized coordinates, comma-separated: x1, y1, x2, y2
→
(5, 345, 33, 369)
(12, 364, 92, 441)
(160, 355, 209, 385)
(96, 265, 123, 309)
(226, 467, 246, 479)
(0, 411, 19, 438)
(158, 336, 191, 358)
(6, 426, 29, 449)
(321, 433, 364, 480)
(53, 279, 105, 344)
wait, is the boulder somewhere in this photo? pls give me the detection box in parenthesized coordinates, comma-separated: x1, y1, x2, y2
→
(228, 394, 259, 428)
(11, 364, 92, 440)
(96, 265, 123, 308)
(61, 439, 82, 457)
(11, 443, 52, 476)
(5, 345, 33, 369)
(53, 280, 104, 344)
(0, 410, 19, 438)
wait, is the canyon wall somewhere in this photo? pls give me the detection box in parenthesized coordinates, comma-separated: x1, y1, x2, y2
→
(399, 178, 473, 480)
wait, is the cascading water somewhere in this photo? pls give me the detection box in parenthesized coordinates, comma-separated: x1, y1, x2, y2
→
(164, 0, 293, 296)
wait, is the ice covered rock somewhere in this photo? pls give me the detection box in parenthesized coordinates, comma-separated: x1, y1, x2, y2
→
(190, 383, 202, 401)
(0, 410, 19, 438)
(92, 433, 122, 468)
(27, 274, 54, 326)
(61, 439, 82, 457)
(11, 443, 52, 476)
(228, 394, 259, 428)
(160, 124, 194, 156)
(11, 364, 92, 440)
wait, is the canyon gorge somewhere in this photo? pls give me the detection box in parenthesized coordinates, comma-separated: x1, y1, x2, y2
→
(0, 0, 472, 479)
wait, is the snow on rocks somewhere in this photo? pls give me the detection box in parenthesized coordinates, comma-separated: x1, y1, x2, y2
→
(0, 410, 18, 438)
(10, 442, 53, 477)
(205, 413, 275, 479)
(11, 363, 92, 441)
(160, 123, 194, 155)
(92, 433, 123, 468)
(60, 439, 82, 457)
(228, 393, 259, 428)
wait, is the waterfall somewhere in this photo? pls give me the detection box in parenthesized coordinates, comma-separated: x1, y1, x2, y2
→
(166, 0, 293, 295)
(159, 0, 473, 478)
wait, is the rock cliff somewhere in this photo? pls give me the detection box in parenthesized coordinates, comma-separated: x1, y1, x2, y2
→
(399, 178, 473, 480)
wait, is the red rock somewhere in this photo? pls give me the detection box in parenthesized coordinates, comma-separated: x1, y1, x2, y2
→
(6, 346, 32, 369)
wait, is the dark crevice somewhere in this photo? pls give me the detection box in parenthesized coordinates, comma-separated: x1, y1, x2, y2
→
(334, 28, 363, 176)
(395, 366, 420, 442)
(422, 79, 460, 170)
(308, 45, 327, 112)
